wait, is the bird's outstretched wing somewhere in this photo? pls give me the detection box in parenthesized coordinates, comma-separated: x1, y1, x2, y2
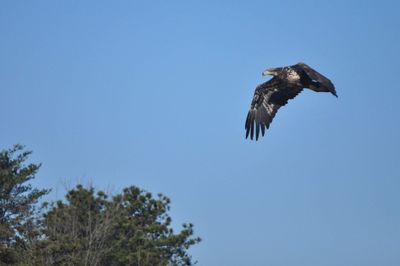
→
(245, 78, 303, 140)
(294, 62, 337, 97)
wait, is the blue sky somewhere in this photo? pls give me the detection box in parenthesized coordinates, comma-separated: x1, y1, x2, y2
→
(1, 1, 400, 265)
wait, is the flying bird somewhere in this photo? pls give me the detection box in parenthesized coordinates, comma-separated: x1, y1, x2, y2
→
(245, 62, 337, 140)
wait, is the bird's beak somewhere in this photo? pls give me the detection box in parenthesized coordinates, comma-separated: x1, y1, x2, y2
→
(262, 69, 272, 76)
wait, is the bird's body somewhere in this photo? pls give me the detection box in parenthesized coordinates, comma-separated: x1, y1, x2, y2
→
(245, 62, 337, 140)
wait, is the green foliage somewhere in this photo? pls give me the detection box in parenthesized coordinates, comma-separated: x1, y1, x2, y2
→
(36, 185, 200, 266)
(103, 186, 200, 266)
(0, 145, 200, 265)
(0, 145, 50, 265)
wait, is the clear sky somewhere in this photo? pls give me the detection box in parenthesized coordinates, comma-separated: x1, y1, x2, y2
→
(1, 1, 399, 265)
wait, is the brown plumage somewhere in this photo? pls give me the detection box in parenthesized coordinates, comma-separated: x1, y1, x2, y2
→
(245, 62, 337, 140)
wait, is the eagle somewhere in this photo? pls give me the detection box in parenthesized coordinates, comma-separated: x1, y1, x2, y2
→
(245, 62, 337, 140)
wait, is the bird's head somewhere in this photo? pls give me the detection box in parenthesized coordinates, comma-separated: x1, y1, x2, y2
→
(262, 67, 282, 76)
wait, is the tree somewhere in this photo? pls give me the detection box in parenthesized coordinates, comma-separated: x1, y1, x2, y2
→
(36, 185, 201, 266)
(0, 145, 201, 265)
(33, 185, 115, 266)
(103, 186, 200, 266)
(0, 145, 50, 265)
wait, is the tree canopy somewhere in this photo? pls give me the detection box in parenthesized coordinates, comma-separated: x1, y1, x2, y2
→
(0, 145, 200, 266)
(0, 144, 50, 265)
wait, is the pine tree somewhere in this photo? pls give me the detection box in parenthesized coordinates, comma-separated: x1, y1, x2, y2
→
(37, 185, 200, 266)
(0, 145, 50, 265)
